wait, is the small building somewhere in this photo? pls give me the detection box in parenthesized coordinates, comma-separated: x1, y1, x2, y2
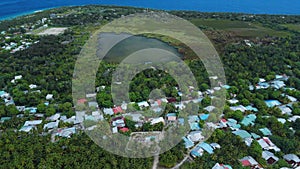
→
(212, 163, 232, 169)
(245, 105, 258, 112)
(46, 94, 54, 100)
(262, 150, 279, 165)
(259, 128, 272, 136)
(24, 120, 43, 126)
(241, 114, 256, 126)
(166, 113, 177, 122)
(150, 117, 165, 125)
(257, 137, 280, 152)
(283, 154, 300, 167)
(88, 101, 98, 108)
(77, 98, 87, 104)
(44, 121, 59, 130)
(113, 106, 123, 114)
(0, 117, 11, 123)
(230, 105, 247, 112)
(204, 106, 215, 112)
(265, 100, 281, 108)
(182, 137, 194, 149)
(57, 127, 76, 138)
(199, 114, 210, 121)
(137, 101, 149, 109)
(278, 105, 292, 116)
(233, 130, 252, 139)
(187, 131, 203, 142)
(103, 108, 114, 116)
(240, 156, 262, 168)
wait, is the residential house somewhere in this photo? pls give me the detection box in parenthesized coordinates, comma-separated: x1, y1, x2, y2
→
(259, 128, 272, 136)
(212, 163, 232, 169)
(230, 105, 247, 112)
(56, 127, 76, 138)
(262, 150, 279, 165)
(113, 106, 123, 114)
(241, 114, 257, 126)
(46, 94, 53, 100)
(166, 113, 177, 122)
(240, 156, 263, 169)
(44, 121, 59, 130)
(182, 137, 194, 149)
(103, 108, 114, 116)
(278, 105, 292, 116)
(265, 100, 281, 108)
(137, 101, 149, 109)
(257, 137, 280, 152)
(150, 117, 165, 125)
(187, 131, 203, 142)
(283, 154, 300, 167)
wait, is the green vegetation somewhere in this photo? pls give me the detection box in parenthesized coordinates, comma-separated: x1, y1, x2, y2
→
(0, 5, 299, 169)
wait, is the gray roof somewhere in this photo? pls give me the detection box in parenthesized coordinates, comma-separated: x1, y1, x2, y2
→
(283, 154, 300, 162)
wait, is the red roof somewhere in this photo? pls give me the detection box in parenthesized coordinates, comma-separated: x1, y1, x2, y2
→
(77, 98, 87, 104)
(241, 160, 251, 166)
(120, 127, 129, 132)
(221, 119, 227, 122)
(113, 106, 123, 114)
(156, 100, 162, 106)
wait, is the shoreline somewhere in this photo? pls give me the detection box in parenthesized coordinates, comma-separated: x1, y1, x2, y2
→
(0, 4, 299, 22)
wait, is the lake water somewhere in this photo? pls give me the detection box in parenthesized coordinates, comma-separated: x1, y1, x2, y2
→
(0, 0, 299, 21)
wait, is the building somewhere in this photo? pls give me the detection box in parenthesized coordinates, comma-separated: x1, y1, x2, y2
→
(212, 163, 232, 169)
(240, 156, 263, 169)
(283, 154, 300, 167)
(230, 105, 247, 112)
(257, 137, 280, 152)
(103, 108, 114, 116)
(265, 100, 281, 108)
(241, 114, 257, 126)
(259, 128, 272, 136)
(262, 151, 279, 165)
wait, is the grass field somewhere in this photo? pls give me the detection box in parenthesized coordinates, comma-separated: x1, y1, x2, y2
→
(282, 24, 300, 32)
(190, 19, 291, 38)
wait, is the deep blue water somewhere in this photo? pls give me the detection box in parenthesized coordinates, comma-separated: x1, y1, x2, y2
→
(0, 0, 299, 20)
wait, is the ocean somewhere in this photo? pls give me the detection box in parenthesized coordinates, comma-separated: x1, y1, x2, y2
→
(0, 0, 299, 21)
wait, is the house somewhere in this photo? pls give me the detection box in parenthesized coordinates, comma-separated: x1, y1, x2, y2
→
(174, 103, 185, 110)
(277, 118, 286, 124)
(240, 156, 262, 169)
(259, 128, 272, 136)
(166, 113, 177, 122)
(113, 106, 123, 114)
(183, 137, 194, 149)
(150, 117, 165, 125)
(119, 127, 129, 132)
(271, 80, 285, 89)
(48, 113, 60, 121)
(219, 119, 227, 128)
(275, 74, 289, 81)
(44, 121, 59, 130)
(112, 117, 125, 127)
(19, 126, 36, 132)
(88, 101, 98, 108)
(265, 100, 281, 108)
(137, 101, 149, 109)
(278, 105, 292, 115)
(210, 143, 221, 149)
(245, 105, 258, 112)
(233, 130, 252, 139)
(288, 115, 300, 122)
(46, 94, 54, 100)
(262, 150, 279, 165)
(77, 98, 87, 104)
(241, 114, 257, 126)
(112, 126, 118, 133)
(56, 127, 76, 138)
(14, 75, 22, 80)
(227, 118, 241, 130)
(197, 142, 214, 154)
(212, 163, 232, 169)
(199, 114, 210, 121)
(230, 105, 247, 112)
(257, 137, 280, 152)
(103, 108, 114, 116)
(24, 120, 43, 126)
(86, 93, 97, 98)
(283, 154, 300, 167)
(228, 99, 239, 104)
(256, 82, 270, 89)
(286, 95, 297, 102)
(0, 117, 11, 123)
(191, 142, 214, 158)
(189, 122, 201, 131)
(204, 106, 215, 112)
(29, 84, 37, 89)
(187, 131, 203, 142)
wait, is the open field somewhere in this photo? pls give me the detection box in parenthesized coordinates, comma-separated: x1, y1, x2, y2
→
(190, 19, 291, 38)
(282, 24, 300, 32)
(37, 27, 68, 35)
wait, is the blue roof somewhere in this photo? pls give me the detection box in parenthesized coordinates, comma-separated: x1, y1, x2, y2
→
(222, 85, 231, 89)
(265, 100, 281, 108)
(189, 122, 201, 130)
(191, 147, 202, 157)
(0, 117, 11, 122)
(178, 118, 185, 125)
(251, 133, 261, 139)
(0, 91, 6, 96)
(183, 137, 194, 149)
(199, 114, 210, 121)
(241, 114, 257, 126)
(233, 130, 252, 139)
(166, 113, 177, 117)
(259, 128, 272, 136)
(198, 142, 214, 154)
(245, 105, 258, 112)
